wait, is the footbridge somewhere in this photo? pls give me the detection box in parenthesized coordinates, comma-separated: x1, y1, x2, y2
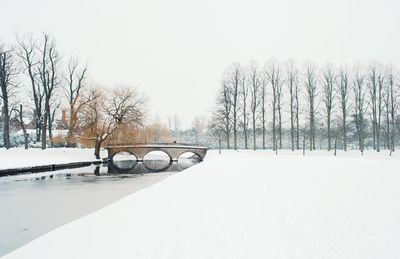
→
(106, 144, 208, 162)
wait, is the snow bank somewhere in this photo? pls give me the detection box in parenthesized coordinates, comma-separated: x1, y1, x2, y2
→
(0, 148, 101, 170)
(3, 150, 400, 259)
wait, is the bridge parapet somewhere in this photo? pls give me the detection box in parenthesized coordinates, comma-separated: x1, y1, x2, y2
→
(106, 144, 208, 162)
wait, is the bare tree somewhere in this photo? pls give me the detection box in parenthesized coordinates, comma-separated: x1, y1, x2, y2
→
(64, 57, 88, 146)
(260, 70, 268, 149)
(213, 82, 232, 148)
(353, 68, 367, 154)
(368, 65, 379, 150)
(276, 69, 283, 149)
(226, 64, 241, 150)
(383, 79, 390, 150)
(286, 61, 298, 151)
(337, 67, 350, 151)
(81, 87, 146, 158)
(211, 60, 399, 152)
(266, 61, 281, 151)
(376, 68, 384, 151)
(294, 69, 300, 150)
(387, 67, 397, 152)
(16, 34, 44, 142)
(305, 64, 318, 150)
(239, 72, 249, 149)
(249, 63, 261, 150)
(37, 33, 60, 149)
(0, 46, 18, 149)
(322, 65, 335, 151)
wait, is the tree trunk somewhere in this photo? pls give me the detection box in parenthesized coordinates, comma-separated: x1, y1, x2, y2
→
(278, 106, 282, 149)
(2, 101, 10, 149)
(19, 104, 29, 150)
(342, 114, 347, 151)
(244, 123, 248, 149)
(296, 110, 300, 150)
(218, 134, 221, 154)
(327, 113, 331, 151)
(41, 102, 48, 149)
(36, 120, 41, 142)
(252, 113, 256, 150)
(334, 129, 338, 156)
(272, 94, 276, 151)
(66, 132, 75, 147)
(94, 139, 102, 159)
(262, 103, 266, 149)
(303, 130, 306, 156)
(24, 134, 29, 149)
(290, 105, 294, 151)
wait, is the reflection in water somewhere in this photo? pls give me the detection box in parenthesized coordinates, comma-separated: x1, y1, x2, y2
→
(111, 159, 138, 170)
(109, 159, 197, 174)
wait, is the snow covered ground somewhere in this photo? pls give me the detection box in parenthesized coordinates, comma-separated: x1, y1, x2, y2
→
(0, 148, 101, 170)
(3, 150, 400, 259)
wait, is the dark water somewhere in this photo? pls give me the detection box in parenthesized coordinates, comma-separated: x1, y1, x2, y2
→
(0, 158, 199, 256)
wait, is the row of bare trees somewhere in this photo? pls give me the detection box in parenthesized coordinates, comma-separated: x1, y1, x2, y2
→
(0, 33, 147, 157)
(210, 60, 399, 153)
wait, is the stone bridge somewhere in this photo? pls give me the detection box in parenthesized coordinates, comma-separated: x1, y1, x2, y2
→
(106, 144, 208, 162)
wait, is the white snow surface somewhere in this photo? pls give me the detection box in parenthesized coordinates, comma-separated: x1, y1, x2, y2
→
(0, 148, 101, 170)
(3, 150, 400, 259)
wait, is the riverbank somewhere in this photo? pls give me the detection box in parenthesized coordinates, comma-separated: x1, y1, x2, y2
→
(0, 160, 103, 176)
(3, 150, 400, 259)
(0, 148, 103, 172)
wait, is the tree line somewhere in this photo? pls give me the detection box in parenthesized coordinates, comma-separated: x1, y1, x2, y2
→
(209, 60, 398, 154)
(0, 33, 146, 157)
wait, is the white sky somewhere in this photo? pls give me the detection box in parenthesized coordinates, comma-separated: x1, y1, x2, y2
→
(1, 0, 399, 128)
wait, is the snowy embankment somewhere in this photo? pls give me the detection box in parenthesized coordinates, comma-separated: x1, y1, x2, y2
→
(0, 148, 102, 170)
(4, 150, 400, 259)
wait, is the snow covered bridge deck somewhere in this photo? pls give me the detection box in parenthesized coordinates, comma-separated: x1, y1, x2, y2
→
(106, 144, 208, 162)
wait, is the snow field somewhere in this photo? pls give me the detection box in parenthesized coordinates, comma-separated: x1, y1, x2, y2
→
(3, 150, 400, 259)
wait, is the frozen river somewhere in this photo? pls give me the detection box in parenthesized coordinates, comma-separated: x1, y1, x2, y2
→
(0, 158, 198, 256)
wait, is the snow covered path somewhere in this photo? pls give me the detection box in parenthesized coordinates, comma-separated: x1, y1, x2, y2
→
(3, 150, 400, 259)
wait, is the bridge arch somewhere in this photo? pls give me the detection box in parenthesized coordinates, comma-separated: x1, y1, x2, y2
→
(177, 151, 203, 161)
(112, 151, 138, 161)
(142, 149, 172, 162)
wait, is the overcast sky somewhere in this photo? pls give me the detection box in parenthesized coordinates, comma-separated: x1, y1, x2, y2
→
(1, 0, 399, 127)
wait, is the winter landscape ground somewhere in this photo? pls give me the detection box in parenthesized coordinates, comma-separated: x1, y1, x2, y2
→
(2, 149, 400, 259)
